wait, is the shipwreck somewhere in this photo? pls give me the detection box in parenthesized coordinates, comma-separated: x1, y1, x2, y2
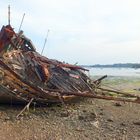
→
(0, 12, 140, 106)
(0, 23, 96, 103)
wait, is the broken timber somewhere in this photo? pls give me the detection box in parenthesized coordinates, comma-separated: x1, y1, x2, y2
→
(0, 24, 140, 105)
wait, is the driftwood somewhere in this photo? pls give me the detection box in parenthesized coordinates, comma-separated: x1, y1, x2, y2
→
(93, 75, 107, 85)
(16, 98, 34, 118)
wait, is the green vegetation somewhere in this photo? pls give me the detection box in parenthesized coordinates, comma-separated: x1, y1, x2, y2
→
(92, 76, 140, 94)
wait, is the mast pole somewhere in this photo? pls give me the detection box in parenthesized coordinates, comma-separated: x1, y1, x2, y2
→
(41, 29, 50, 55)
(8, 5, 10, 25)
(18, 13, 25, 32)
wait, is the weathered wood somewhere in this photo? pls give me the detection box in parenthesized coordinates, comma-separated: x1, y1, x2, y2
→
(0, 23, 140, 105)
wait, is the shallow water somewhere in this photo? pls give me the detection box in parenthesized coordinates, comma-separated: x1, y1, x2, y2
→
(86, 67, 140, 77)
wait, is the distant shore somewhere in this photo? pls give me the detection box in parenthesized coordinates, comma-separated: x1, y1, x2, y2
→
(81, 63, 140, 69)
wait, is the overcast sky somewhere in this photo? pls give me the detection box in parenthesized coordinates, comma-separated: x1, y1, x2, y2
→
(0, 0, 140, 65)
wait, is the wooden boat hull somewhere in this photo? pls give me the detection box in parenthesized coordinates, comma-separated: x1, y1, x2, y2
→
(0, 85, 27, 104)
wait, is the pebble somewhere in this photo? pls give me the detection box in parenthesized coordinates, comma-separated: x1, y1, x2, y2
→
(133, 121, 140, 126)
(78, 112, 97, 122)
(91, 120, 99, 128)
(114, 102, 122, 107)
(78, 115, 84, 120)
(4, 116, 10, 121)
(107, 118, 114, 122)
(120, 122, 126, 126)
(99, 112, 104, 115)
(60, 112, 69, 117)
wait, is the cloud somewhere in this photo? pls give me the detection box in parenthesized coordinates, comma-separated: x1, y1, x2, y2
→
(0, 0, 140, 64)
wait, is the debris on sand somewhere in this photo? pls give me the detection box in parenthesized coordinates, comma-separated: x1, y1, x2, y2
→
(0, 17, 140, 107)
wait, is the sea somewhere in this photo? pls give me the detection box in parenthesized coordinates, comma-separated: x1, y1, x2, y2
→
(86, 67, 140, 77)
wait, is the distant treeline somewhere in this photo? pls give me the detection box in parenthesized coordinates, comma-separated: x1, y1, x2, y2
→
(81, 63, 140, 68)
